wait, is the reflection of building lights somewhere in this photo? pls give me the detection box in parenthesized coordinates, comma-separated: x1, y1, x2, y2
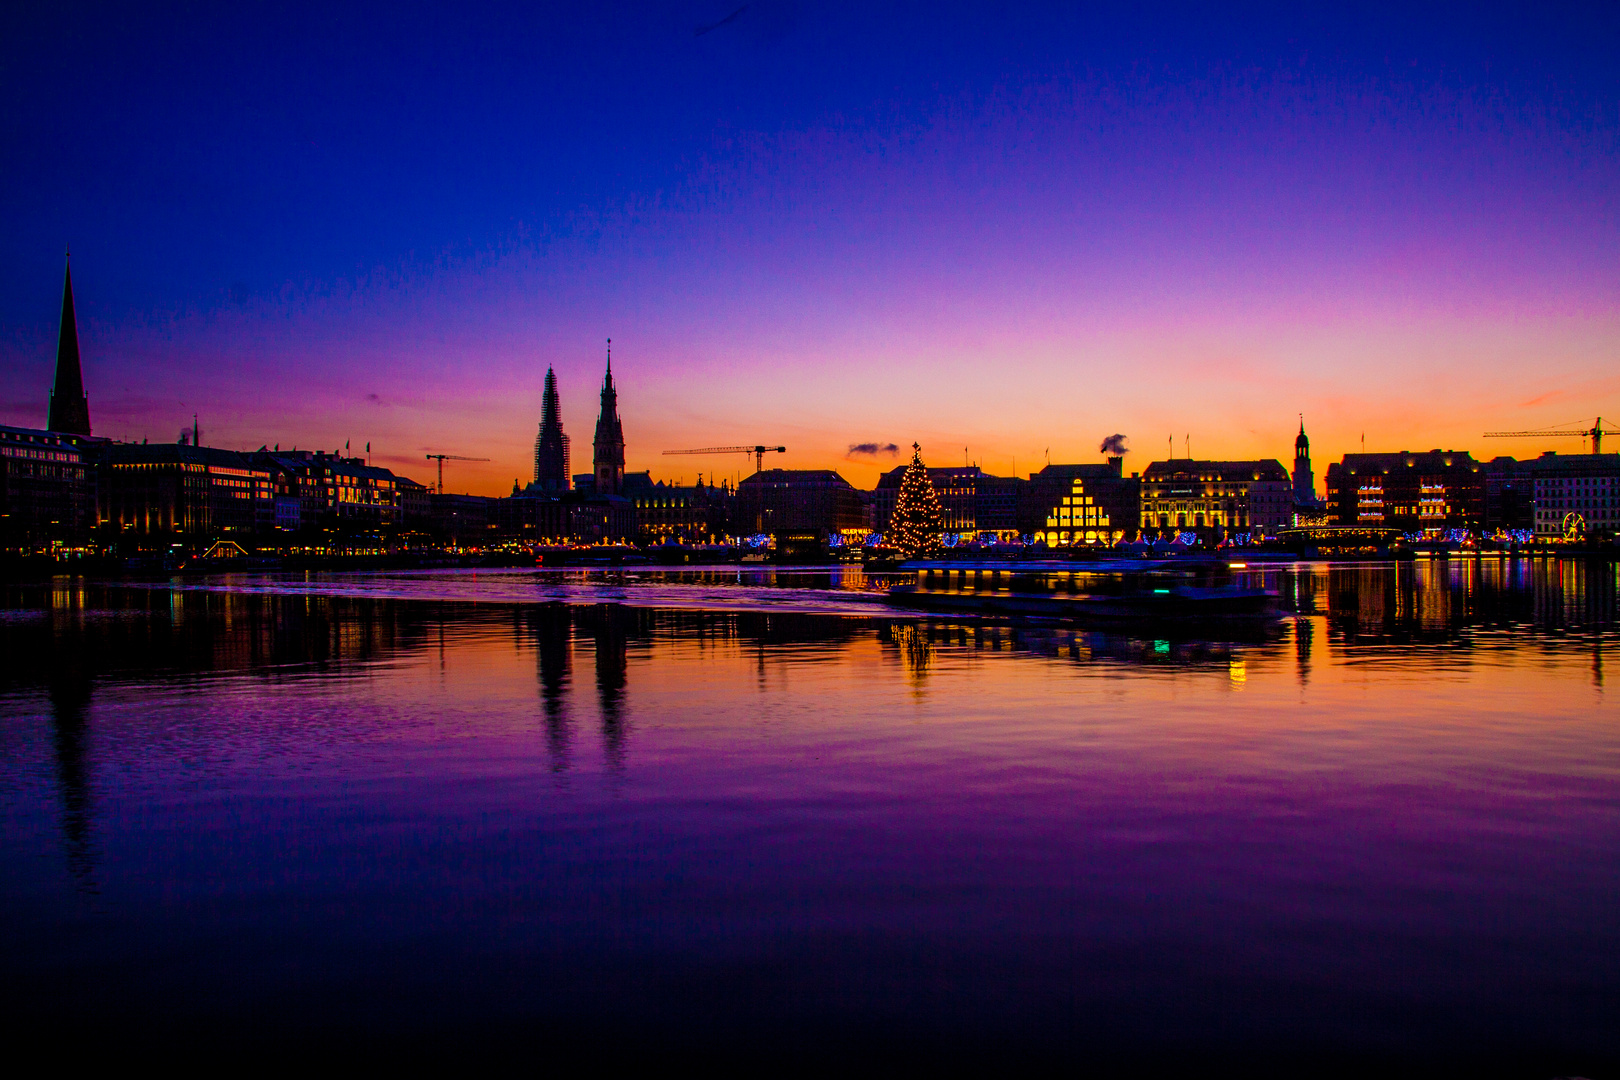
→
(1229, 660, 1246, 685)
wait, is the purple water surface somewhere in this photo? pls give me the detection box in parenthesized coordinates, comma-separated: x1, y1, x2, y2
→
(1, 562, 1616, 1069)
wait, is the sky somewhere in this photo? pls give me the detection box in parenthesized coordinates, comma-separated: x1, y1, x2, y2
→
(3, 1, 1618, 494)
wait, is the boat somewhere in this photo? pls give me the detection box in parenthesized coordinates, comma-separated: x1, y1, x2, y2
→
(884, 558, 1278, 623)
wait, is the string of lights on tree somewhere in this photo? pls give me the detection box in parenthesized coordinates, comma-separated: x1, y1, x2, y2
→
(889, 443, 945, 558)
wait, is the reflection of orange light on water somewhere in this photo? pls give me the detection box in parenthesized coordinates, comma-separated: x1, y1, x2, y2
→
(1228, 660, 1247, 687)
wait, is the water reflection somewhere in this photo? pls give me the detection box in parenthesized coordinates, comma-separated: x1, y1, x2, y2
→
(580, 604, 635, 769)
(1247, 557, 1620, 649)
(883, 622, 934, 685)
(6, 561, 1615, 696)
(48, 666, 95, 889)
(528, 604, 574, 772)
(1, 565, 1617, 1065)
(2, 562, 1615, 878)
(1294, 614, 1314, 686)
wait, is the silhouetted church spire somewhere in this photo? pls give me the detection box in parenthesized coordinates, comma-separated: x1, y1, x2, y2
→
(593, 339, 625, 495)
(534, 365, 571, 490)
(48, 255, 92, 436)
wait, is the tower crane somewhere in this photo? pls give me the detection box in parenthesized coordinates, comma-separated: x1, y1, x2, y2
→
(1484, 417, 1609, 455)
(424, 453, 490, 495)
(663, 444, 786, 473)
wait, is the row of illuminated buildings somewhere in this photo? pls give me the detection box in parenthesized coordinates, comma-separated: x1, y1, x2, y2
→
(7, 424, 1616, 556)
(7, 410, 1616, 556)
(5, 263, 1615, 553)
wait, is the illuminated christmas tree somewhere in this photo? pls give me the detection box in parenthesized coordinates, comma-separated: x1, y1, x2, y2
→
(890, 443, 944, 558)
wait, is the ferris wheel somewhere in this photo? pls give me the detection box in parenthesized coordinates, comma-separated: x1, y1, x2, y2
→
(1562, 512, 1586, 540)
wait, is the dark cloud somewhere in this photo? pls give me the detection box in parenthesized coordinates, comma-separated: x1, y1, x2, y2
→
(847, 442, 900, 459)
(1099, 434, 1128, 455)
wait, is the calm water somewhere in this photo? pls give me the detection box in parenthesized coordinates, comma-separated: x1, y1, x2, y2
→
(2, 561, 1617, 1069)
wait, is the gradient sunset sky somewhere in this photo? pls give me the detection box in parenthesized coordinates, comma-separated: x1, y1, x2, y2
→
(3, 2, 1617, 493)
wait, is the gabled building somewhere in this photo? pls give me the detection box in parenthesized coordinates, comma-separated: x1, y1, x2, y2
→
(1021, 457, 1140, 545)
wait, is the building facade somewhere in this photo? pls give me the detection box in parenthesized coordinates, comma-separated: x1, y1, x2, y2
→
(1483, 456, 1535, 534)
(736, 469, 867, 540)
(1525, 453, 1620, 539)
(1324, 450, 1485, 533)
(630, 478, 731, 544)
(1023, 458, 1140, 546)
(101, 443, 274, 538)
(255, 450, 403, 528)
(1140, 459, 1292, 538)
(500, 490, 636, 544)
(0, 424, 93, 552)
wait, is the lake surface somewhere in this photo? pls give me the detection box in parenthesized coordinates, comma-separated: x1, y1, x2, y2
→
(2, 561, 1617, 1070)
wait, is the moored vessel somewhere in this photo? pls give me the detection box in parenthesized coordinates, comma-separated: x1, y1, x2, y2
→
(885, 558, 1278, 623)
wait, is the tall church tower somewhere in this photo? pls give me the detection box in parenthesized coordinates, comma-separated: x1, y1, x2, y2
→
(592, 341, 625, 496)
(1292, 416, 1315, 505)
(533, 366, 570, 491)
(48, 255, 92, 436)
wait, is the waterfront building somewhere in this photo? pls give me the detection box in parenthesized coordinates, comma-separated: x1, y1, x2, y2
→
(255, 450, 404, 528)
(533, 366, 571, 492)
(630, 477, 730, 544)
(1023, 457, 1140, 545)
(1140, 459, 1291, 538)
(501, 488, 635, 544)
(592, 347, 626, 497)
(101, 442, 274, 538)
(975, 473, 1022, 535)
(1523, 452, 1620, 539)
(0, 424, 93, 553)
(1483, 456, 1534, 534)
(396, 476, 432, 523)
(47, 259, 92, 438)
(1324, 450, 1484, 533)
(431, 493, 498, 545)
(735, 469, 867, 540)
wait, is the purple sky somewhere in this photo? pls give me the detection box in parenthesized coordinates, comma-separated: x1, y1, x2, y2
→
(3, 3, 1617, 491)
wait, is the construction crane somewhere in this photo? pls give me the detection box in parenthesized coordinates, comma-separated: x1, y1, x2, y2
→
(663, 444, 786, 473)
(1484, 417, 1609, 455)
(424, 453, 490, 495)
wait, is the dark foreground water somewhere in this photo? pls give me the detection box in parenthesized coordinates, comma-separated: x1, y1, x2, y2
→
(2, 561, 1617, 1071)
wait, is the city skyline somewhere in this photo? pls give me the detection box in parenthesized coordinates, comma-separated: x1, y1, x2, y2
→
(13, 251, 1611, 499)
(4, 4, 1618, 493)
